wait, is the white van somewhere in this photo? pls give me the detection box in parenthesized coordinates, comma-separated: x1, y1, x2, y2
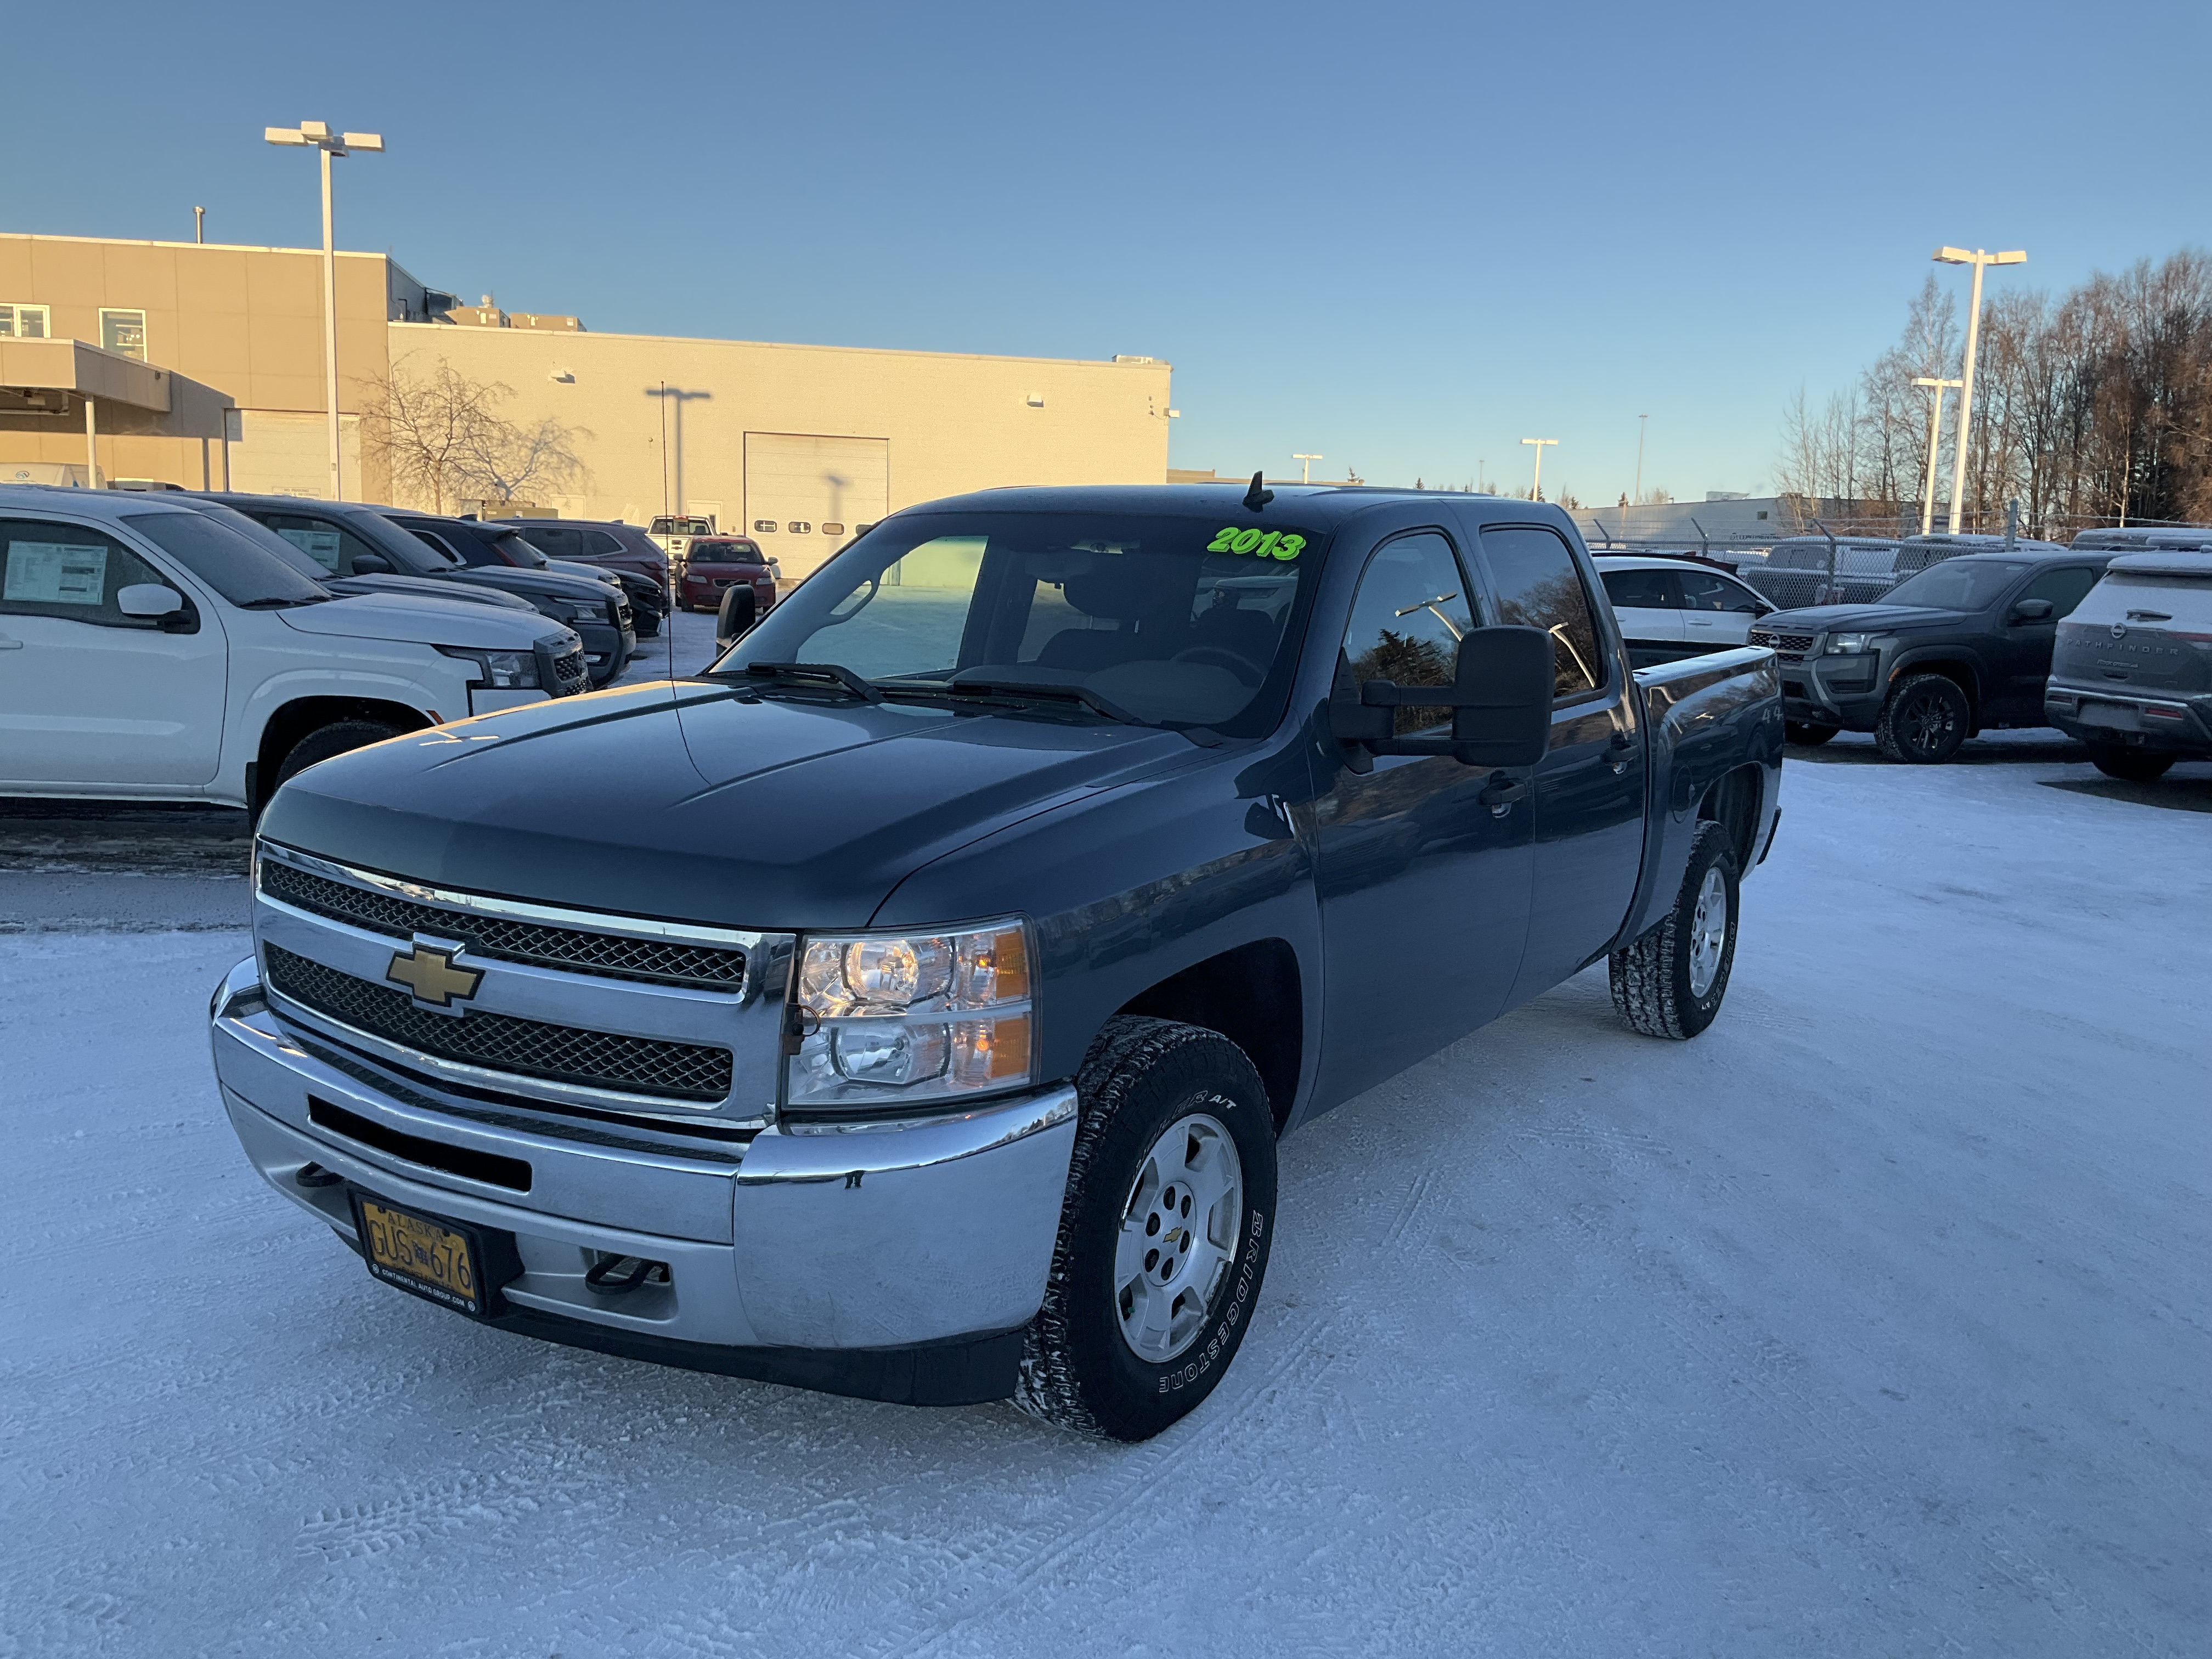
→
(0, 487, 588, 810)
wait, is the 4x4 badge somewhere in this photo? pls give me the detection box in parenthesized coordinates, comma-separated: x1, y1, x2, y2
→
(386, 941, 483, 1008)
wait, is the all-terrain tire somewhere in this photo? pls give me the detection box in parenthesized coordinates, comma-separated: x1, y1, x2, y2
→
(273, 720, 399, 789)
(1609, 820, 1740, 1040)
(1784, 720, 1840, 746)
(1013, 1017, 1278, 1442)
(1875, 673, 1971, 763)
(2086, 743, 2176, 782)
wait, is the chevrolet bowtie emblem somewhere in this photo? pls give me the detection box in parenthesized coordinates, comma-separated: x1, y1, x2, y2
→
(386, 941, 483, 1007)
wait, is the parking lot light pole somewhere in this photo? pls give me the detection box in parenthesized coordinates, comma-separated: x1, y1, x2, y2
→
(1932, 246, 2025, 534)
(1521, 437, 1558, 501)
(1911, 375, 1964, 535)
(1292, 453, 1323, 483)
(266, 121, 384, 501)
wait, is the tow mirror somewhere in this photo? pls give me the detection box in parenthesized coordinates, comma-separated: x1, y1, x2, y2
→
(350, 553, 393, 575)
(2010, 598, 2053, 622)
(1330, 625, 1554, 770)
(117, 584, 184, 618)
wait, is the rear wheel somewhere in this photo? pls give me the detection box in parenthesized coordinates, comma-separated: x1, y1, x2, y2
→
(2087, 744, 2176, 783)
(1784, 721, 1840, 746)
(1014, 1018, 1277, 1442)
(1875, 673, 1971, 763)
(1610, 820, 1739, 1040)
(273, 720, 399, 789)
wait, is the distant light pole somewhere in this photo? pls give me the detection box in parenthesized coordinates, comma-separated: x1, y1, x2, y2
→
(1911, 375, 1963, 535)
(1633, 413, 1649, 505)
(1932, 246, 2025, 533)
(1520, 437, 1558, 501)
(1292, 453, 1323, 483)
(266, 121, 385, 501)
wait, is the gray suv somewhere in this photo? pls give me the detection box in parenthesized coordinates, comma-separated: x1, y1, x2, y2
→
(2045, 540, 2212, 781)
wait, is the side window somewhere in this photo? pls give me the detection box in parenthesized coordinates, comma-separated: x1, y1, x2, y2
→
(0, 518, 172, 628)
(526, 525, 582, 559)
(1340, 532, 1478, 735)
(583, 529, 628, 556)
(1600, 567, 1680, 609)
(1479, 526, 1605, 699)
(257, 512, 386, 577)
(1678, 569, 1764, 613)
(2016, 566, 2100, 618)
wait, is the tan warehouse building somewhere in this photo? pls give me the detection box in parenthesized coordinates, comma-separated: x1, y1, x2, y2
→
(0, 231, 1175, 578)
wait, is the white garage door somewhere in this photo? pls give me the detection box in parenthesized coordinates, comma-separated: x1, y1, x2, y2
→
(227, 410, 361, 499)
(744, 434, 888, 579)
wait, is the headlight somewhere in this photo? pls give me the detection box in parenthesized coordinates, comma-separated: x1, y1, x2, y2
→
(787, 919, 1034, 1108)
(538, 597, 602, 623)
(436, 645, 540, 689)
(1825, 633, 1878, 654)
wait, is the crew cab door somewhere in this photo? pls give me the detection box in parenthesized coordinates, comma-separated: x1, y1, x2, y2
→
(1308, 529, 1533, 1104)
(1475, 526, 1646, 1007)
(1990, 564, 2101, 720)
(0, 515, 228, 786)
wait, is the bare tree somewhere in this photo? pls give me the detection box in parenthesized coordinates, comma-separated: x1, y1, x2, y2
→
(361, 356, 588, 511)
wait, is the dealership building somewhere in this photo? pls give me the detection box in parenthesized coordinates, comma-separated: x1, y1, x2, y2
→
(0, 230, 1175, 578)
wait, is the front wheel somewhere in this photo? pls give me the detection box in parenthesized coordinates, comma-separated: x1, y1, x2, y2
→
(2087, 744, 2176, 783)
(273, 720, 399, 790)
(1610, 820, 1740, 1040)
(1014, 1018, 1277, 1441)
(1875, 673, 1971, 763)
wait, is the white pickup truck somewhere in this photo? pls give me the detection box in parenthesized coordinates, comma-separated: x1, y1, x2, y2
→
(0, 486, 590, 811)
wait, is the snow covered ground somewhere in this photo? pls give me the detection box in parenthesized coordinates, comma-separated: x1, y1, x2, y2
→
(4, 741, 2206, 1658)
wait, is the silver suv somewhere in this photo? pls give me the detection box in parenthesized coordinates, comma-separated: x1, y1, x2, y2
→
(2046, 541, 2212, 781)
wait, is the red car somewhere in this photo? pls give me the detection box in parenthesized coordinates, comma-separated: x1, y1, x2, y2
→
(679, 537, 779, 616)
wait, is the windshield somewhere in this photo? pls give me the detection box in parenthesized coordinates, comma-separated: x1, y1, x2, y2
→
(1882, 558, 2028, 611)
(123, 511, 331, 606)
(713, 511, 1324, 735)
(173, 500, 332, 582)
(492, 529, 549, 568)
(690, 540, 761, 563)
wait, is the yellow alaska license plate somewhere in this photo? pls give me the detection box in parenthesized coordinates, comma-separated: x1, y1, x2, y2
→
(351, 1193, 495, 1317)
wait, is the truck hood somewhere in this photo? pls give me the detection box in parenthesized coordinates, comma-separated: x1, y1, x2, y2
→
(276, 592, 569, 651)
(445, 566, 614, 603)
(327, 572, 538, 612)
(258, 681, 1205, 930)
(1760, 602, 1969, 633)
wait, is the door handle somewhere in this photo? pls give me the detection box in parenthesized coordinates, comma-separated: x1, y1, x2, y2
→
(0, 635, 21, 651)
(1479, 775, 1527, 816)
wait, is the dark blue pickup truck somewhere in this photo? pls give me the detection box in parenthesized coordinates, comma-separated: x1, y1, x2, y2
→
(210, 482, 1782, 1440)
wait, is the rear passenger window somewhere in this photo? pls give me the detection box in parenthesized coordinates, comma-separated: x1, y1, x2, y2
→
(1678, 569, 1764, 613)
(1480, 526, 1605, 698)
(582, 530, 628, 556)
(1601, 568, 1679, 608)
(523, 525, 582, 559)
(0, 518, 171, 628)
(1340, 532, 1478, 736)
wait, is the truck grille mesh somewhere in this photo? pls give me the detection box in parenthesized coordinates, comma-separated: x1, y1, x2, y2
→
(1750, 629, 1815, 663)
(259, 859, 746, 991)
(262, 944, 733, 1101)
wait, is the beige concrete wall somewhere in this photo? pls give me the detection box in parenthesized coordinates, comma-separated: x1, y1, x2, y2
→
(0, 233, 393, 494)
(387, 324, 1174, 577)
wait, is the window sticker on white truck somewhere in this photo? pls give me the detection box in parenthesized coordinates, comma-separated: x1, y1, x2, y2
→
(5, 541, 108, 604)
(274, 526, 343, 572)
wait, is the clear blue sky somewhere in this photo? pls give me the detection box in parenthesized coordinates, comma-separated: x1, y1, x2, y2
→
(10, 0, 2205, 503)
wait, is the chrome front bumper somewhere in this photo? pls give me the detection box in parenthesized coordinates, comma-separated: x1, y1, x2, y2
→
(209, 956, 1077, 1397)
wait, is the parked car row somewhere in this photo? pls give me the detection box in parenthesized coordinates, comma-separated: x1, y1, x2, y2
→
(0, 486, 588, 811)
(1594, 529, 2210, 776)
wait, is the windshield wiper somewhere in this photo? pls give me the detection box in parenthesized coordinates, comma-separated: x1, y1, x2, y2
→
(937, 674, 1146, 726)
(726, 661, 883, 702)
(235, 595, 330, 608)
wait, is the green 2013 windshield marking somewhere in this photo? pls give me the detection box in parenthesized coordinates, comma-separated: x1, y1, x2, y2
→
(1205, 527, 1306, 560)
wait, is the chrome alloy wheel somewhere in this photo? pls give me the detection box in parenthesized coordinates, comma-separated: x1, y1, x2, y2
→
(1113, 1111, 1243, 1364)
(1688, 865, 1729, 998)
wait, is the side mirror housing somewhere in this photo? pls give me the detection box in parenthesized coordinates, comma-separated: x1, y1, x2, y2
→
(2011, 597, 2053, 622)
(117, 583, 184, 619)
(350, 552, 393, 575)
(1330, 625, 1554, 769)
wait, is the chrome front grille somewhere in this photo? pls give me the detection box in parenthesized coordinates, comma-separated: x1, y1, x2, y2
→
(260, 857, 744, 990)
(263, 944, 735, 1102)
